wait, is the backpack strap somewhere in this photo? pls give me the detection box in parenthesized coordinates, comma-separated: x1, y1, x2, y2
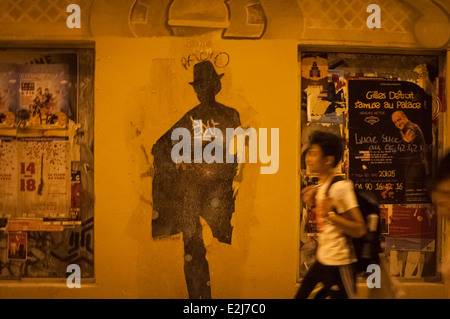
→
(325, 175, 345, 197)
(325, 175, 346, 215)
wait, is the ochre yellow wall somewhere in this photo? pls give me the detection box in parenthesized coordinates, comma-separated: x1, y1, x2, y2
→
(0, 37, 301, 298)
(0, 38, 448, 299)
(0, 38, 447, 300)
(94, 37, 300, 298)
(0, 0, 449, 299)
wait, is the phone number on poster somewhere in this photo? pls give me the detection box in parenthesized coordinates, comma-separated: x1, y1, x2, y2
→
(354, 182, 403, 191)
(384, 143, 432, 153)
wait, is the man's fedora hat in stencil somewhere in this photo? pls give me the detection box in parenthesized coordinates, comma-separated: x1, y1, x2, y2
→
(189, 61, 224, 85)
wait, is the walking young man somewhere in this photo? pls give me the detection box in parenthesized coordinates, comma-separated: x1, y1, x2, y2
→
(295, 131, 368, 299)
(432, 152, 450, 298)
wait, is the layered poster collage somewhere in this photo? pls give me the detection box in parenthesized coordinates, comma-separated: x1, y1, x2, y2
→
(0, 64, 74, 260)
(300, 53, 439, 279)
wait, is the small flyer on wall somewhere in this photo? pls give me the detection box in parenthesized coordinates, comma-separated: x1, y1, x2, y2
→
(0, 135, 17, 217)
(348, 80, 432, 204)
(70, 161, 81, 219)
(0, 64, 19, 129)
(301, 174, 320, 235)
(301, 55, 328, 122)
(16, 135, 70, 219)
(321, 69, 347, 123)
(379, 204, 389, 235)
(7, 232, 27, 261)
(18, 64, 70, 129)
(301, 55, 346, 124)
(6, 219, 64, 231)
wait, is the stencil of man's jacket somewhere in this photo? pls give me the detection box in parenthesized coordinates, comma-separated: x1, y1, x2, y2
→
(151, 102, 241, 244)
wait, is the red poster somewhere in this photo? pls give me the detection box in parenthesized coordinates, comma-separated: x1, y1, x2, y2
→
(385, 204, 436, 251)
(7, 232, 27, 260)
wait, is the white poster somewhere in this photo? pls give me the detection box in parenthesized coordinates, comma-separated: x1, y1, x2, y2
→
(17, 136, 70, 218)
(0, 136, 17, 217)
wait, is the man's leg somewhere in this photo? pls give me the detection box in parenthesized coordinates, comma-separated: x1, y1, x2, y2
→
(313, 286, 329, 299)
(182, 217, 211, 299)
(321, 264, 356, 299)
(294, 261, 324, 299)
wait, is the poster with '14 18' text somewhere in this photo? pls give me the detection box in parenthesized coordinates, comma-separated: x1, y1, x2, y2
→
(16, 136, 70, 218)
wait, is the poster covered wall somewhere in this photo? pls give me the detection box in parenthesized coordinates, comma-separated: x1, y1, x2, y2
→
(0, 49, 94, 281)
(0, 63, 72, 219)
(300, 52, 440, 280)
(348, 80, 432, 204)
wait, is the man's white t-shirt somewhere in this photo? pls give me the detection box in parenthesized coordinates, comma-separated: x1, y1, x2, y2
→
(315, 176, 359, 266)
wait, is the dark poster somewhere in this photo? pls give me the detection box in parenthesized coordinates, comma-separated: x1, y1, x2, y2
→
(348, 80, 432, 204)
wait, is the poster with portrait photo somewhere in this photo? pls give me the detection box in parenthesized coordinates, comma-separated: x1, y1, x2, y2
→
(7, 232, 27, 260)
(348, 80, 432, 204)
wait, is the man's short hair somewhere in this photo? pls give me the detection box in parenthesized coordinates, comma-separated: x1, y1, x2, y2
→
(309, 131, 344, 168)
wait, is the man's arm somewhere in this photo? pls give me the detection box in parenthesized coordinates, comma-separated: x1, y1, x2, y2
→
(401, 129, 415, 143)
(327, 206, 368, 238)
(323, 180, 368, 238)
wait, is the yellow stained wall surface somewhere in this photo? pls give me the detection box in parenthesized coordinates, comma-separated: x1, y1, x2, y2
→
(0, 0, 449, 299)
(0, 37, 300, 298)
(0, 38, 447, 300)
(96, 37, 300, 298)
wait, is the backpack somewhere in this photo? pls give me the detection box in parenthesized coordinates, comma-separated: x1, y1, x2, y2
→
(326, 176, 382, 275)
